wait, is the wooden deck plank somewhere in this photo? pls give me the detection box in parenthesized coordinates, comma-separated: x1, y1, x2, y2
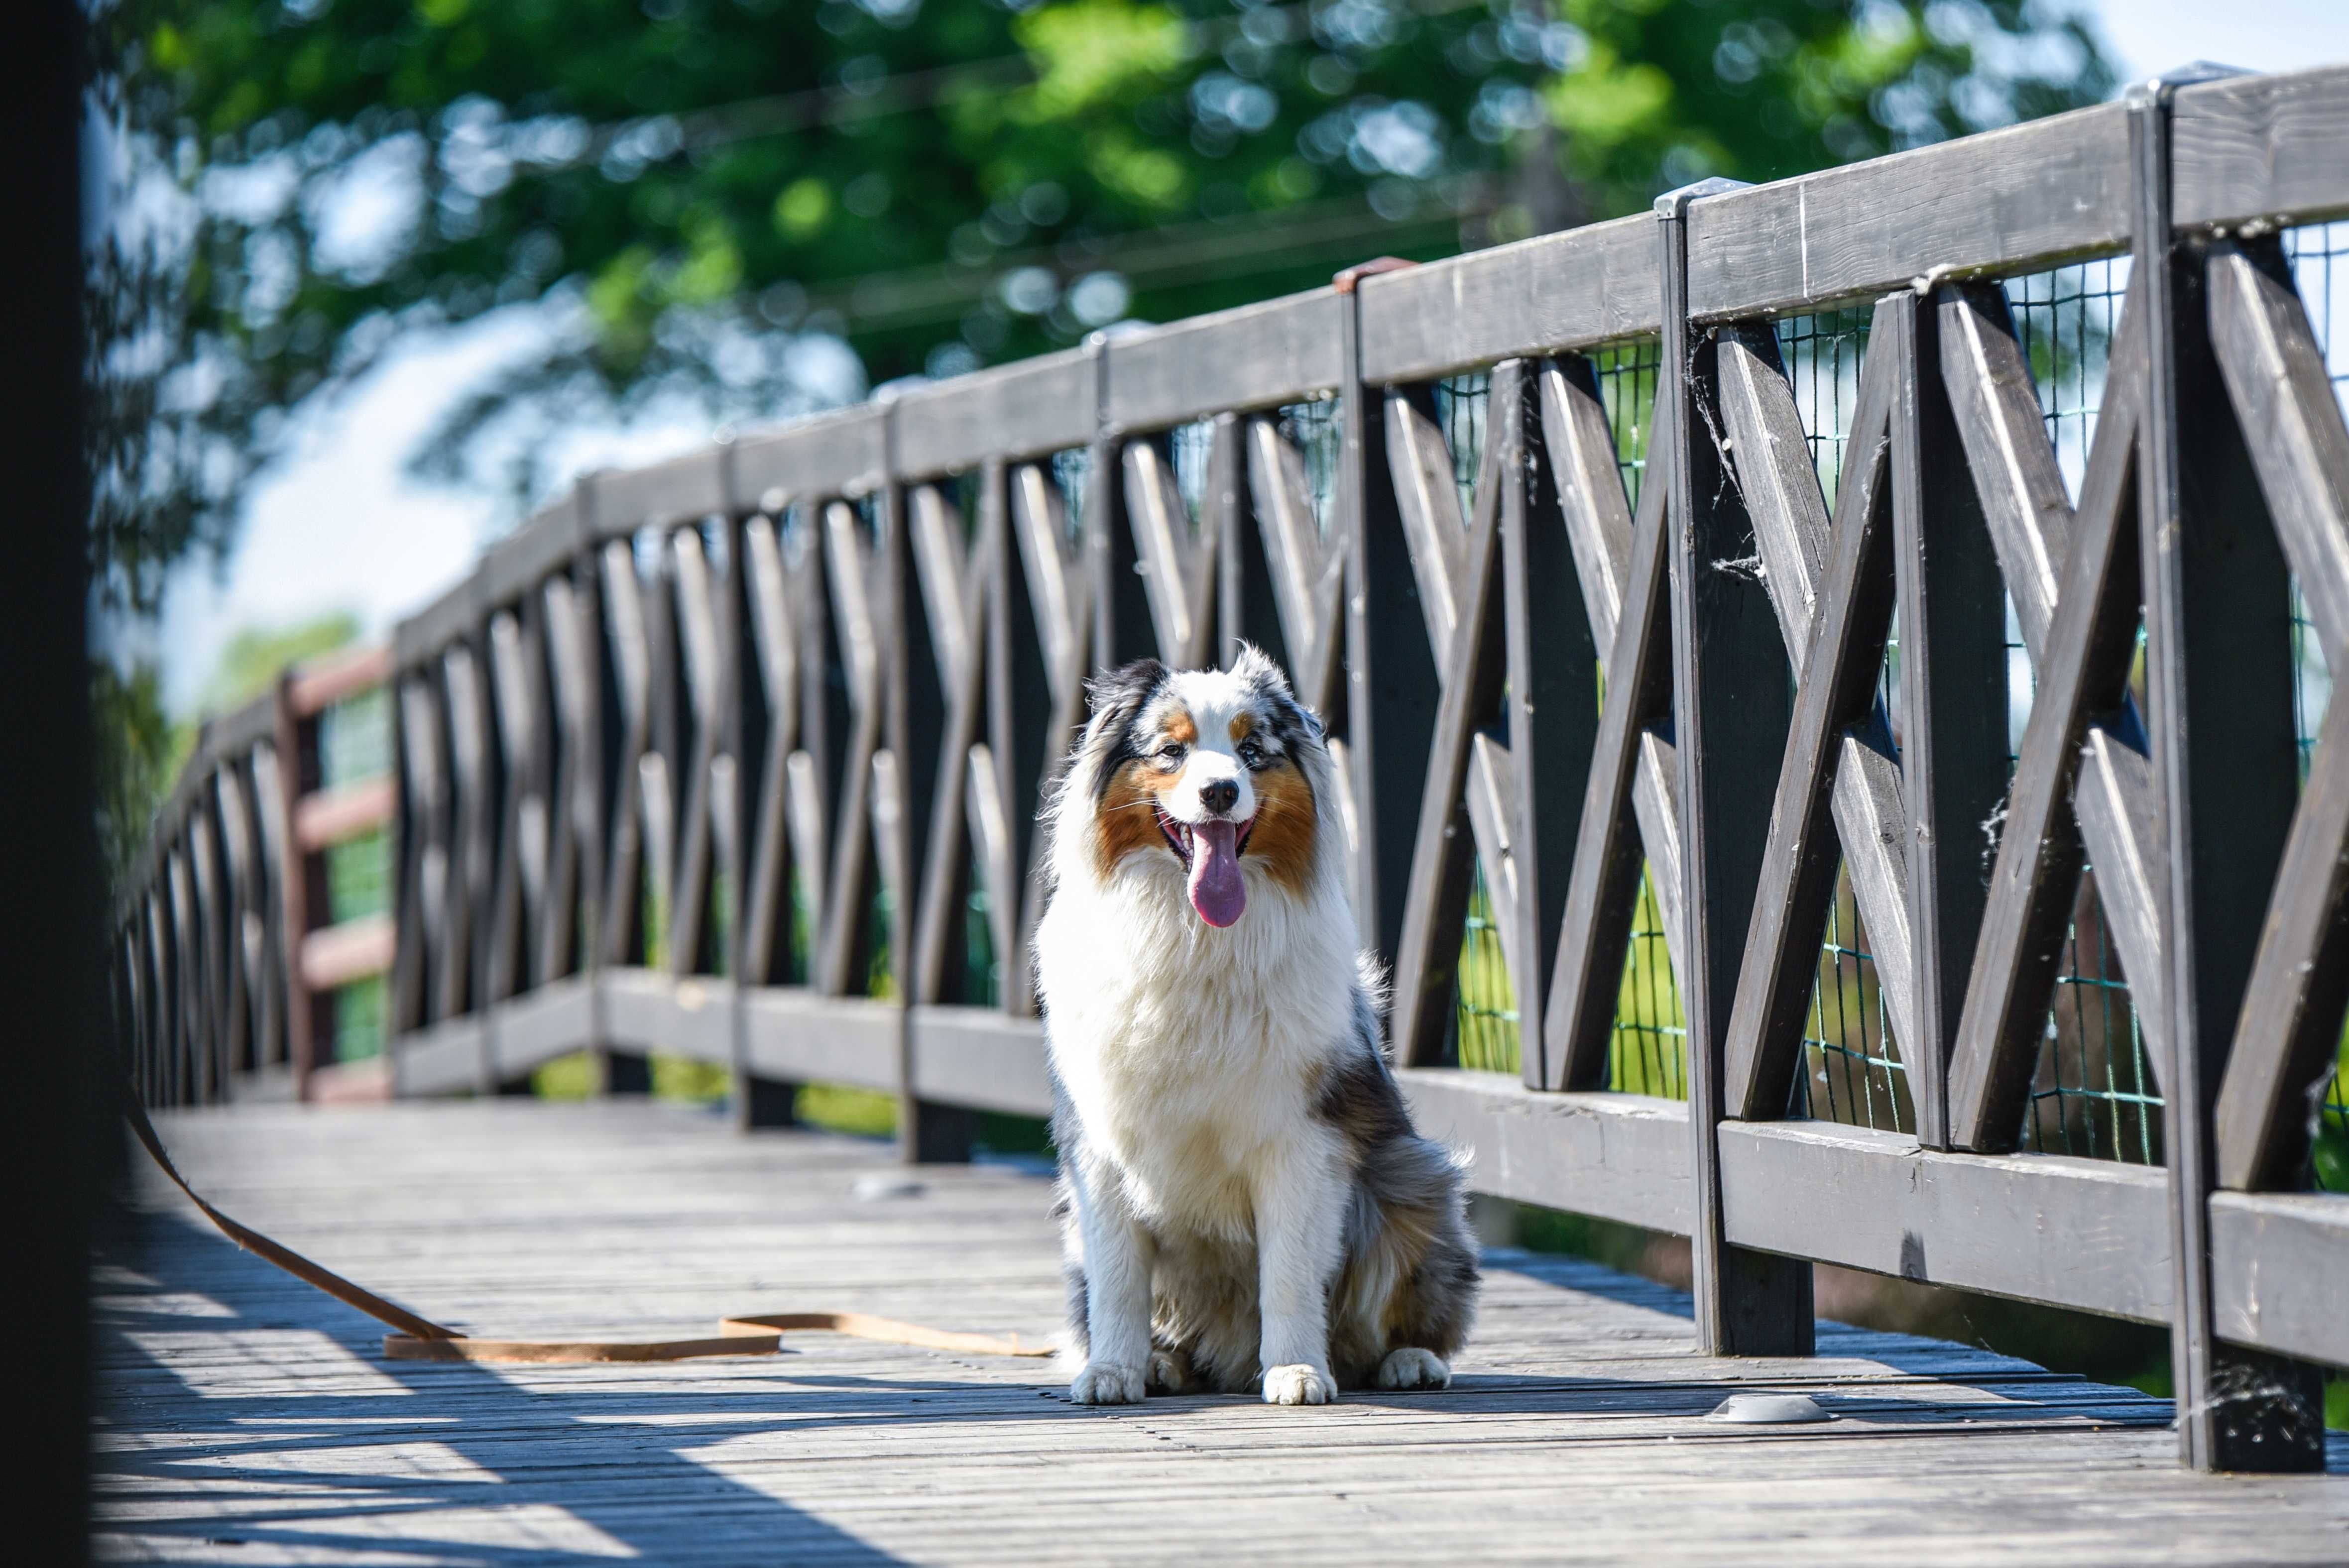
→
(97, 1102, 2348, 1566)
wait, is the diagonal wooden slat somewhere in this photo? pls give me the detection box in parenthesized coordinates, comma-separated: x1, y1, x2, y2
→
(212, 764, 257, 1070)
(538, 573, 592, 985)
(1003, 460, 1093, 1015)
(2207, 246, 2349, 652)
(1940, 283, 2163, 1026)
(1389, 368, 1515, 1067)
(483, 607, 545, 1003)
(1722, 302, 1902, 1121)
(1539, 381, 1680, 1090)
(1383, 386, 1472, 670)
(443, 641, 493, 1026)
(1245, 416, 1346, 715)
(1121, 429, 1221, 670)
(818, 498, 887, 998)
(596, 541, 656, 969)
(1714, 315, 1918, 1067)
(737, 513, 816, 985)
(394, 675, 447, 1032)
(1501, 356, 1600, 1091)
(1892, 285, 2014, 1150)
(665, 526, 729, 978)
(1943, 282, 2168, 1151)
(909, 478, 995, 1005)
(2206, 242, 2349, 1190)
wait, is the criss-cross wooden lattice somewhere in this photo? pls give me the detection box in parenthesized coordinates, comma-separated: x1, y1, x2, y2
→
(1935, 278, 2164, 1152)
(2205, 241, 2349, 1191)
(1710, 298, 1916, 1125)
(737, 507, 833, 988)
(1536, 357, 1686, 1091)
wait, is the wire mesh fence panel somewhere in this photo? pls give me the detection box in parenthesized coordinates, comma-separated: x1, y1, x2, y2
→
(1429, 373, 1522, 1070)
(1051, 445, 1091, 545)
(1611, 865, 1685, 1098)
(1278, 397, 1342, 534)
(1771, 306, 1911, 1129)
(964, 855, 999, 1008)
(1456, 864, 1519, 1072)
(321, 686, 393, 1062)
(1169, 417, 1216, 534)
(1589, 338, 1686, 1097)
(1998, 257, 2166, 1163)
(1435, 371, 1490, 524)
(2285, 221, 2349, 1192)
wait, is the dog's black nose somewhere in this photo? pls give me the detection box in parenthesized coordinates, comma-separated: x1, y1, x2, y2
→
(1198, 779, 1239, 815)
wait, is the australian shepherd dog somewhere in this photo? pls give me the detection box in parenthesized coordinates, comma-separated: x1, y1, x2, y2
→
(1034, 647, 1478, 1405)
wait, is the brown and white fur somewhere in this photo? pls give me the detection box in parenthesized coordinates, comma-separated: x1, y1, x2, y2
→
(1034, 648, 1478, 1406)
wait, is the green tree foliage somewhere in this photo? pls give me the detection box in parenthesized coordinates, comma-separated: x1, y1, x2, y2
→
(93, 0, 2114, 598)
(202, 610, 359, 709)
(92, 660, 192, 878)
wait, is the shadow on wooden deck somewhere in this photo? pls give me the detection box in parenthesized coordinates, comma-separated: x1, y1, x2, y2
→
(91, 1103, 2347, 1566)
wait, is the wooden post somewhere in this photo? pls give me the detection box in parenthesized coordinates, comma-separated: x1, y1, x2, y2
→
(1338, 266, 1442, 981)
(2130, 73, 2327, 1472)
(1657, 178, 1815, 1356)
(274, 671, 330, 1101)
(1892, 291, 2009, 1150)
(1503, 360, 1601, 1090)
(886, 421, 973, 1163)
(725, 484, 796, 1128)
(1088, 337, 1152, 674)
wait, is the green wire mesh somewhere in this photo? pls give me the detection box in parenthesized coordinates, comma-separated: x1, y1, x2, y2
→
(1773, 305, 1915, 1128)
(1434, 374, 1516, 1071)
(1456, 864, 1520, 1073)
(1439, 348, 1687, 1091)
(319, 685, 391, 1062)
(1591, 340, 1684, 1097)
(1994, 261, 2164, 1159)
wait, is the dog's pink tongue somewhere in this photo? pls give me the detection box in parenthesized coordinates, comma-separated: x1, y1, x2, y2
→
(1187, 820, 1246, 927)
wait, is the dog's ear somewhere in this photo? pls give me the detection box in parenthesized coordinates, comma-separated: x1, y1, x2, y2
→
(1083, 658, 1166, 730)
(1230, 643, 1324, 747)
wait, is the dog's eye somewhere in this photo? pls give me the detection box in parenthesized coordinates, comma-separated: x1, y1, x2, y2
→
(1154, 742, 1187, 769)
(1237, 739, 1267, 768)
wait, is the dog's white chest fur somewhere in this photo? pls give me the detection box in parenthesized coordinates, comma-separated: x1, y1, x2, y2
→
(1039, 866, 1354, 1239)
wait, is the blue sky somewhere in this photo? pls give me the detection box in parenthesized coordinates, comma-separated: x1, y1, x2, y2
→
(148, 0, 2349, 713)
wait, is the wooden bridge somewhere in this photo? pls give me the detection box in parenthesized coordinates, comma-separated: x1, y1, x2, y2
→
(108, 61, 2349, 1548)
(97, 1101, 2348, 1563)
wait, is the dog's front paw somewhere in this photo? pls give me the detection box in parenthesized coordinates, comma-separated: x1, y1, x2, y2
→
(1376, 1347, 1451, 1390)
(1147, 1347, 1195, 1395)
(1261, 1363, 1336, 1406)
(1068, 1361, 1147, 1404)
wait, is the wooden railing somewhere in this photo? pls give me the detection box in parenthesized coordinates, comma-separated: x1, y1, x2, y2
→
(115, 65, 2349, 1471)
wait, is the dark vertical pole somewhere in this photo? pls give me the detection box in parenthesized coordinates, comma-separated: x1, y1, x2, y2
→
(887, 423, 972, 1162)
(572, 497, 614, 1086)
(719, 487, 790, 1126)
(990, 456, 1052, 1017)
(465, 616, 519, 1095)
(1894, 292, 2008, 1149)
(1339, 271, 1441, 973)
(1658, 180, 1814, 1356)
(276, 676, 319, 1103)
(1087, 336, 1149, 674)
(1215, 413, 1286, 672)
(2, 3, 106, 1555)
(1502, 360, 1598, 1090)
(2130, 75, 2326, 1473)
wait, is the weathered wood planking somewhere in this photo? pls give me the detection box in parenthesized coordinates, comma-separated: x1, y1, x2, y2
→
(1684, 104, 2132, 322)
(95, 1102, 2344, 1566)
